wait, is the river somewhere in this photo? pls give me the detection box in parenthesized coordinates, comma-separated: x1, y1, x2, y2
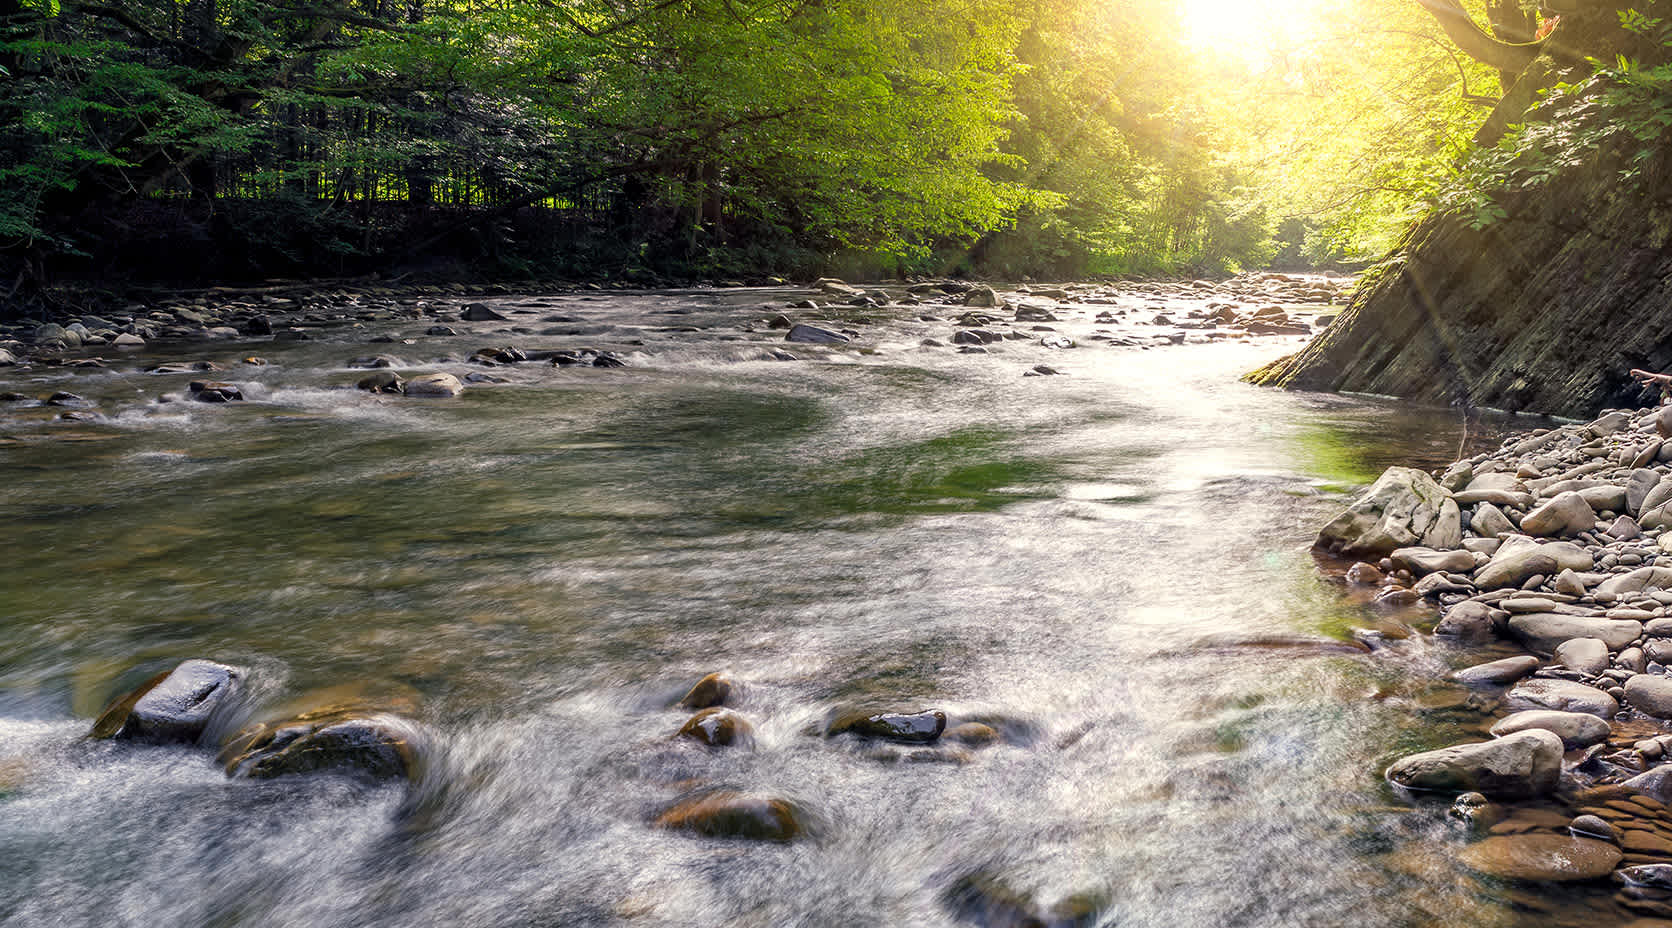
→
(0, 286, 1601, 926)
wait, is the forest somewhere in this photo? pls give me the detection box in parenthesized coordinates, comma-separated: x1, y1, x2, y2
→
(0, 0, 1531, 288)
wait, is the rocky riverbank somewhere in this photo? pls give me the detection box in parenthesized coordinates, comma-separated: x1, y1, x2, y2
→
(0, 272, 1347, 430)
(1322, 401, 1672, 913)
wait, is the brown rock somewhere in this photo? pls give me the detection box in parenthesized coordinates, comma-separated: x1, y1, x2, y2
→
(676, 708, 754, 748)
(677, 672, 732, 709)
(653, 791, 806, 841)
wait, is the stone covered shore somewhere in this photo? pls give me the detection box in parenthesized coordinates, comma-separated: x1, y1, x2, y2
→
(1321, 401, 1672, 910)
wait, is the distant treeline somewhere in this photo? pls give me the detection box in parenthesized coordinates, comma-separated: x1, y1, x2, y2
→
(0, 0, 1472, 289)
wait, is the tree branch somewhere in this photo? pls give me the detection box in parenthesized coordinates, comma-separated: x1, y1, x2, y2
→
(1414, 0, 1544, 73)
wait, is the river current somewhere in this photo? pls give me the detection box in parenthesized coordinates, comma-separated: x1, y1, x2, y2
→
(0, 286, 1589, 926)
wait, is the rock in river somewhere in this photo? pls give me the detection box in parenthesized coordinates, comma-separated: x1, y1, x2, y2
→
(677, 708, 754, 748)
(1553, 637, 1610, 676)
(402, 372, 464, 398)
(654, 791, 807, 841)
(1316, 467, 1452, 556)
(1452, 656, 1540, 687)
(1457, 834, 1622, 882)
(828, 709, 947, 743)
(1385, 729, 1563, 798)
(218, 707, 425, 781)
(785, 324, 849, 344)
(90, 659, 242, 744)
(678, 672, 733, 709)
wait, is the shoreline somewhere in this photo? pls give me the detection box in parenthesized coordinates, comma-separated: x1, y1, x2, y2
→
(1320, 401, 1672, 910)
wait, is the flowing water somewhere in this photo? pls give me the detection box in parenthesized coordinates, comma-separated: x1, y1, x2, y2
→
(0, 287, 1602, 927)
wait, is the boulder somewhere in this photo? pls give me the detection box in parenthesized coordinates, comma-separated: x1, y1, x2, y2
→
(654, 791, 807, 841)
(1553, 637, 1610, 675)
(1435, 601, 1500, 641)
(1507, 614, 1641, 654)
(218, 707, 424, 781)
(1384, 729, 1563, 798)
(1489, 709, 1611, 748)
(1505, 678, 1620, 717)
(1475, 536, 1593, 590)
(678, 672, 733, 709)
(1520, 492, 1597, 537)
(676, 708, 754, 748)
(1628, 469, 1664, 514)
(1452, 656, 1540, 686)
(90, 659, 242, 744)
(402, 372, 464, 398)
(1456, 834, 1622, 882)
(964, 286, 1001, 308)
(828, 709, 946, 743)
(1626, 674, 1672, 719)
(460, 303, 508, 321)
(785, 323, 849, 344)
(1623, 765, 1672, 804)
(1468, 503, 1516, 538)
(1578, 485, 1628, 512)
(1316, 467, 1451, 556)
(1390, 547, 1475, 575)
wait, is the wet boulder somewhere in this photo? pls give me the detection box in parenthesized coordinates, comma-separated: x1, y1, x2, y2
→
(654, 791, 807, 841)
(1315, 467, 1451, 556)
(677, 708, 754, 748)
(828, 709, 946, 743)
(357, 371, 404, 393)
(402, 372, 464, 398)
(460, 303, 507, 321)
(677, 672, 733, 709)
(785, 324, 849, 344)
(1451, 656, 1540, 687)
(1626, 674, 1672, 719)
(90, 659, 242, 744)
(218, 707, 424, 781)
(1384, 729, 1563, 798)
(1389, 546, 1475, 576)
(944, 870, 1103, 928)
(1457, 834, 1622, 882)
(188, 381, 244, 403)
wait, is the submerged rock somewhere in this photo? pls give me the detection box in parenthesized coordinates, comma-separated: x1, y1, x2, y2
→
(828, 709, 947, 743)
(944, 870, 1103, 928)
(218, 707, 424, 781)
(1451, 656, 1540, 686)
(1457, 834, 1621, 882)
(1384, 729, 1562, 798)
(653, 791, 807, 841)
(90, 659, 242, 744)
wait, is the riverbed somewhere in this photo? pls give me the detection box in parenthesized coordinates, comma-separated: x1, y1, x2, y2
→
(0, 285, 1596, 927)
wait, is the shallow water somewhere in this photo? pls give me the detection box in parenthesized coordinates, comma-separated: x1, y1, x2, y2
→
(0, 288, 1605, 927)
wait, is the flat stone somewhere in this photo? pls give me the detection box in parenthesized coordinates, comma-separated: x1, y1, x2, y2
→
(828, 709, 946, 743)
(1452, 656, 1540, 686)
(1505, 678, 1620, 717)
(402, 372, 464, 397)
(1476, 537, 1593, 590)
(1599, 567, 1672, 597)
(1457, 834, 1622, 881)
(1391, 546, 1476, 575)
(785, 324, 849, 344)
(1507, 614, 1642, 654)
(1490, 709, 1612, 748)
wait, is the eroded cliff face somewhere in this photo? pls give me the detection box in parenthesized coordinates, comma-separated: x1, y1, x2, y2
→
(1250, 8, 1672, 420)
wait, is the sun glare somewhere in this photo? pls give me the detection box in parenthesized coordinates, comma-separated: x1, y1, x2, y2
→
(1180, 0, 1327, 69)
